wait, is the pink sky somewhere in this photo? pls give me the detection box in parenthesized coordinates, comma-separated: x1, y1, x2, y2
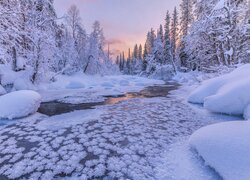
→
(54, 0, 181, 57)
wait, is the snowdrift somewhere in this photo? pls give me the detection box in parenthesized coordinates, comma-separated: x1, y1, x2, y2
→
(0, 90, 41, 119)
(188, 64, 250, 117)
(189, 121, 250, 180)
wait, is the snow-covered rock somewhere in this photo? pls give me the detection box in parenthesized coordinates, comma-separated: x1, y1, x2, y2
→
(204, 78, 250, 115)
(244, 104, 250, 120)
(0, 85, 6, 95)
(188, 64, 250, 117)
(0, 90, 41, 119)
(189, 121, 250, 180)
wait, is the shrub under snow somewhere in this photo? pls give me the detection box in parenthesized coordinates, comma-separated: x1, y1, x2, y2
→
(0, 90, 41, 119)
(188, 64, 250, 118)
(189, 121, 250, 180)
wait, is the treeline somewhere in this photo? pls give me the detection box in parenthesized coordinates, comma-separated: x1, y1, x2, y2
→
(0, 0, 118, 85)
(117, 0, 249, 77)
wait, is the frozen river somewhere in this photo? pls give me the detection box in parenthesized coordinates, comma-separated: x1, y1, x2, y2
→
(0, 82, 239, 179)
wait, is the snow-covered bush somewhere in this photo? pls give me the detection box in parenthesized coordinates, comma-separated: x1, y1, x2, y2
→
(188, 64, 250, 117)
(0, 90, 41, 119)
(149, 65, 175, 81)
(189, 121, 250, 180)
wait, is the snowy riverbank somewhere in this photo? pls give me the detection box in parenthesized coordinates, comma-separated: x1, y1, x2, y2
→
(186, 64, 250, 180)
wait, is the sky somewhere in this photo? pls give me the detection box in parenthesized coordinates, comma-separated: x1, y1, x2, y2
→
(54, 0, 181, 58)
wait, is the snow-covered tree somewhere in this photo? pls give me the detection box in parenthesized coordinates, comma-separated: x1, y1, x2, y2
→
(170, 7, 179, 64)
(138, 44, 143, 60)
(179, 0, 194, 67)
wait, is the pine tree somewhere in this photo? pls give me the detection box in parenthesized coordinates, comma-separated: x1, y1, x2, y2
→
(164, 11, 177, 73)
(170, 7, 179, 63)
(138, 44, 143, 60)
(179, 0, 194, 67)
(133, 44, 138, 59)
(164, 11, 172, 64)
(180, 0, 194, 37)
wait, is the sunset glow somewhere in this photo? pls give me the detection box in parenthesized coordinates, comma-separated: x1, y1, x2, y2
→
(54, 0, 181, 58)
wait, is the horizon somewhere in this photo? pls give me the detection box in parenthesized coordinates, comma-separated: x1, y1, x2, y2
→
(54, 0, 181, 58)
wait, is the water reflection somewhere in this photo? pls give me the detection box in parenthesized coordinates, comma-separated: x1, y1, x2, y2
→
(38, 82, 179, 116)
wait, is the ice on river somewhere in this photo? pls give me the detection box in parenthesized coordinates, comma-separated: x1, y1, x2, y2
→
(0, 90, 240, 179)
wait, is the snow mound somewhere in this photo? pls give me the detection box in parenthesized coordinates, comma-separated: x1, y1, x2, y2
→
(0, 85, 6, 95)
(204, 78, 250, 115)
(244, 104, 250, 120)
(66, 81, 85, 89)
(0, 90, 41, 119)
(188, 64, 250, 117)
(189, 121, 250, 180)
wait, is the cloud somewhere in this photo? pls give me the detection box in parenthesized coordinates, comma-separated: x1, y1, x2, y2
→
(106, 38, 126, 46)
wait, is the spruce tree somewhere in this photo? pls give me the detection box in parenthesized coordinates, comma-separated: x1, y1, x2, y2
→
(170, 7, 179, 63)
(164, 11, 177, 73)
(138, 44, 143, 60)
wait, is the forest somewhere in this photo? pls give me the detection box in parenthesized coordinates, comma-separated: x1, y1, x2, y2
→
(0, 0, 249, 179)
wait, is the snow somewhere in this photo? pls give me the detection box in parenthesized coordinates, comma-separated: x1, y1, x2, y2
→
(204, 77, 250, 115)
(39, 74, 165, 103)
(155, 138, 220, 180)
(244, 104, 250, 120)
(189, 121, 250, 180)
(188, 64, 250, 117)
(13, 78, 35, 91)
(0, 85, 6, 95)
(0, 64, 34, 91)
(37, 110, 102, 131)
(0, 92, 225, 179)
(0, 90, 41, 120)
(213, 0, 225, 11)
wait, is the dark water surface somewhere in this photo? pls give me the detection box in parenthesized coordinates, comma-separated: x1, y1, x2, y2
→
(38, 82, 179, 116)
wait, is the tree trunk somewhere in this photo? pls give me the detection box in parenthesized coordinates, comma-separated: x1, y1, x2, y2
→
(12, 47, 17, 71)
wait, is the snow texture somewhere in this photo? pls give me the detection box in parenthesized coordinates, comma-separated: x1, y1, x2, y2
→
(0, 93, 230, 179)
(188, 64, 250, 117)
(0, 90, 41, 120)
(189, 121, 250, 180)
